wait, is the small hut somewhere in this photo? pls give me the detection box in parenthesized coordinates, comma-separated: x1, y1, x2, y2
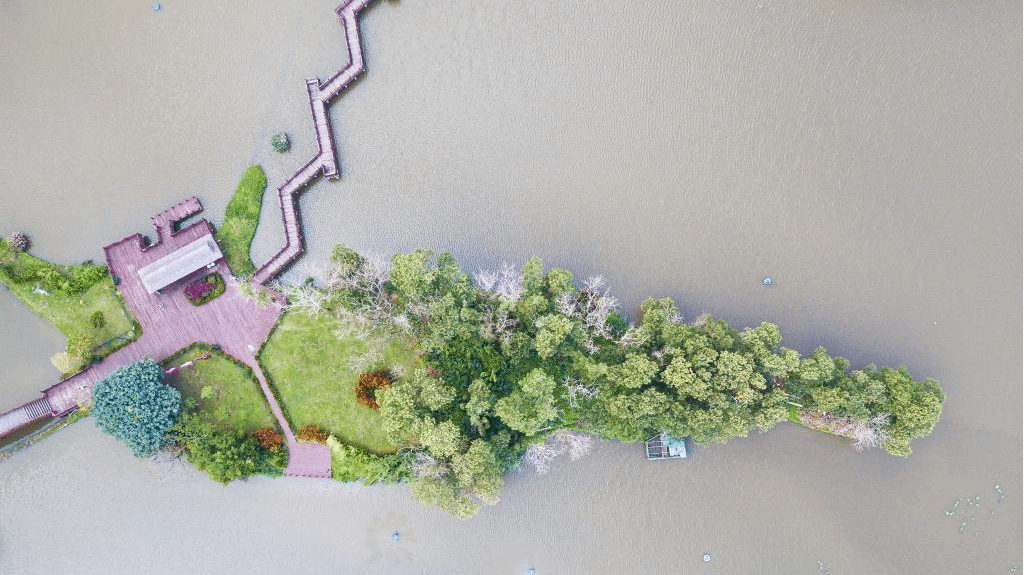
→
(646, 433, 688, 460)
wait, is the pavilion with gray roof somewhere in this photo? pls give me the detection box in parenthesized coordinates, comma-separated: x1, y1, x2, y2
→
(137, 236, 223, 293)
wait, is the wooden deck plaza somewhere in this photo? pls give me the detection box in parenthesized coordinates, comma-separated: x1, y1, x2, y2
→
(1, 0, 381, 479)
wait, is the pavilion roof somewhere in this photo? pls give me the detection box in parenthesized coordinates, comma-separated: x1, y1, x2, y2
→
(138, 236, 223, 293)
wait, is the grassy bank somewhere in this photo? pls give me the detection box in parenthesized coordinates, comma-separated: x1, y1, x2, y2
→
(0, 239, 138, 371)
(215, 165, 267, 277)
(260, 311, 420, 453)
(162, 343, 278, 433)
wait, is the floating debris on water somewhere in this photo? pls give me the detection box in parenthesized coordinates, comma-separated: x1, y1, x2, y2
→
(703, 553, 712, 563)
(946, 498, 961, 516)
(762, 276, 773, 287)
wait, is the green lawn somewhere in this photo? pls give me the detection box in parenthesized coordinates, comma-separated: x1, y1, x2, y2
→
(260, 311, 420, 453)
(0, 241, 138, 370)
(215, 165, 267, 277)
(162, 344, 278, 433)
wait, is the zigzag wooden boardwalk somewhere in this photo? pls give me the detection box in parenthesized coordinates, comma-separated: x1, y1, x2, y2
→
(252, 0, 375, 286)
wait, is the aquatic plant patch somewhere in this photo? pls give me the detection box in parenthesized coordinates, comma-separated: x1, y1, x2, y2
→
(215, 165, 267, 277)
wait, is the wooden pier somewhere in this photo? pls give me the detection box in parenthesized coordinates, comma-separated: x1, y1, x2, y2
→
(252, 0, 375, 286)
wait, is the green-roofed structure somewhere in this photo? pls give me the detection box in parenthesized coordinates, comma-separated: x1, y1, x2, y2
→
(646, 433, 688, 460)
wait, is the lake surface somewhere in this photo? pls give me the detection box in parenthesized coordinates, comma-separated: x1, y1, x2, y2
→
(1, 0, 1020, 573)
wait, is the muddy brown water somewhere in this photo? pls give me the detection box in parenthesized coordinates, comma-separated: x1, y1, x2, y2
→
(1, 0, 1020, 573)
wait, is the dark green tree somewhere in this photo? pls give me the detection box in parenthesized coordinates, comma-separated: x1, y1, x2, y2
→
(91, 359, 181, 457)
(494, 368, 559, 437)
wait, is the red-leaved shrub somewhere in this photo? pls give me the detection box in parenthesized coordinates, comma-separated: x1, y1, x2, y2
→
(354, 370, 393, 410)
(295, 425, 330, 445)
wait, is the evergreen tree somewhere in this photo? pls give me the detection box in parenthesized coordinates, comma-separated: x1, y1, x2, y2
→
(91, 360, 180, 457)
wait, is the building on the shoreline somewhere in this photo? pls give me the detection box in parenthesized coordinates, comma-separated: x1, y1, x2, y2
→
(646, 433, 688, 459)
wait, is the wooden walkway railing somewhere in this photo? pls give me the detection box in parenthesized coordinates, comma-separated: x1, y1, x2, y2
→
(0, 397, 55, 438)
(252, 0, 375, 286)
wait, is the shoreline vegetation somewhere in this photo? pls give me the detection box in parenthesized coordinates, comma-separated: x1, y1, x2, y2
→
(0, 236, 139, 374)
(215, 165, 267, 278)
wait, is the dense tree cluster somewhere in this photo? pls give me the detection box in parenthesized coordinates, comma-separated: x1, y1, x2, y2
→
(170, 407, 286, 484)
(324, 247, 944, 517)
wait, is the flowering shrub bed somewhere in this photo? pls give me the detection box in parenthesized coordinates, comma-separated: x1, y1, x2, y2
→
(184, 273, 225, 306)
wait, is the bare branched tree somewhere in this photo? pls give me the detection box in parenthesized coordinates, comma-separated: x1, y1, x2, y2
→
(850, 413, 892, 452)
(555, 275, 620, 351)
(521, 430, 595, 475)
(551, 429, 593, 461)
(522, 441, 562, 475)
(563, 377, 597, 408)
(347, 349, 384, 373)
(479, 303, 517, 343)
(143, 448, 194, 483)
(410, 449, 448, 480)
(617, 326, 646, 349)
(798, 409, 893, 453)
(230, 275, 283, 309)
(333, 307, 376, 340)
(277, 281, 328, 318)
(473, 268, 498, 292)
(495, 262, 523, 303)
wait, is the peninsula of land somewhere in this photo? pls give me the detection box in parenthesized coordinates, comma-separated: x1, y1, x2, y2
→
(0, 0, 944, 519)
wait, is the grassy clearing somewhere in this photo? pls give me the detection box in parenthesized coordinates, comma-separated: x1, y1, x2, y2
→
(162, 344, 277, 433)
(215, 165, 267, 277)
(260, 311, 420, 453)
(786, 403, 801, 424)
(0, 240, 138, 369)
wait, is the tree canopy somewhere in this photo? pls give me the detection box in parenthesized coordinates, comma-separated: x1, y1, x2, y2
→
(91, 359, 181, 457)
(323, 246, 944, 517)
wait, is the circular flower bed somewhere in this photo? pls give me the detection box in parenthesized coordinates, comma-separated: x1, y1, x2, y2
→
(184, 272, 225, 306)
